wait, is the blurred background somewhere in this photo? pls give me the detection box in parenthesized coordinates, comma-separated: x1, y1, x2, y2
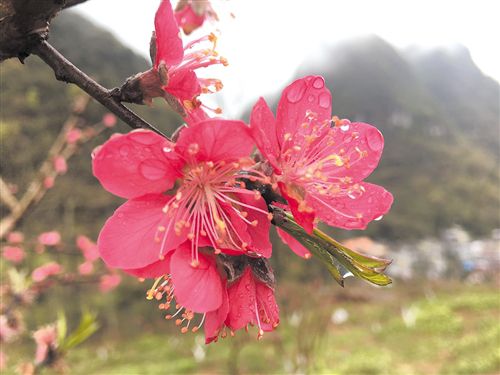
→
(1, 0, 499, 374)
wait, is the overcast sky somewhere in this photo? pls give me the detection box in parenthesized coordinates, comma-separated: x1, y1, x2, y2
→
(76, 0, 500, 116)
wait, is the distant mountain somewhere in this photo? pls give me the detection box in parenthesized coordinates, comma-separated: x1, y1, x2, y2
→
(296, 36, 500, 240)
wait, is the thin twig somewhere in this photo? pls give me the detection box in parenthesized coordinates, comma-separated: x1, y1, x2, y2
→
(32, 40, 167, 137)
(0, 177, 20, 211)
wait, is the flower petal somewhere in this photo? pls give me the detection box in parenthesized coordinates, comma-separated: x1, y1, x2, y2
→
(93, 130, 180, 199)
(255, 282, 279, 331)
(124, 255, 171, 279)
(249, 97, 280, 170)
(276, 75, 331, 146)
(307, 182, 394, 230)
(323, 122, 385, 182)
(226, 268, 256, 331)
(276, 228, 311, 259)
(278, 182, 315, 234)
(164, 68, 201, 101)
(98, 195, 185, 269)
(170, 244, 223, 313)
(204, 287, 229, 344)
(175, 119, 254, 163)
(235, 192, 272, 258)
(154, 0, 184, 68)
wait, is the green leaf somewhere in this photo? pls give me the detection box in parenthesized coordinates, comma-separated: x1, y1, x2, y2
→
(59, 311, 99, 352)
(56, 311, 67, 344)
(273, 206, 392, 287)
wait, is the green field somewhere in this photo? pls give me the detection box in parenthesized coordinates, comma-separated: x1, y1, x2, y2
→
(7, 281, 498, 375)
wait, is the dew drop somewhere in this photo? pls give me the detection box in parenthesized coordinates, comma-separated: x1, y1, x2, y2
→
(374, 215, 384, 221)
(139, 159, 167, 180)
(318, 93, 330, 109)
(286, 80, 307, 103)
(117, 213, 124, 218)
(307, 95, 315, 103)
(312, 77, 324, 89)
(340, 124, 350, 132)
(163, 147, 172, 153)
(119, 145, 130, 156)
(367, 130, 383, 151)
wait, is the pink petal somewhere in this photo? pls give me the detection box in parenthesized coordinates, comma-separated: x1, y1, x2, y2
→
(276, 228, 311, 259)
(164, 68, 201, 101)
(255, 282, 279, 331)
(2, 246, 25, 264)
(37, 231, 61, 246)
(124, 256, 171, 279)
(276, 75, 331, 146)
(32, 262, 62, 282)
(154, 0, 184, 68)
(175, 119, 254, 163)
(92, 130, 180, 199)
(249, 97, 281, 170)
(307, 182, 394, 230)
(226, 268, 256, 331)
(235, 192, 272, 258)
(323, 122, 385, 182)
(76, 235, 100, 262)
(98, 194, 185, 269)
(78, 261, 94, 275)
(99, 274, 122, 293)
(204, 287, 229, 344)
(170, 244, 223, 313)
(278, 182, 315, 234)
(175, 3, 205, 35)
(7, 231, 24, 244)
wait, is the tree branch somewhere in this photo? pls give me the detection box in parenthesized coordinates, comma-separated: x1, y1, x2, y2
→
(31, 40, 167, 137)
(0, 177, 20, 211)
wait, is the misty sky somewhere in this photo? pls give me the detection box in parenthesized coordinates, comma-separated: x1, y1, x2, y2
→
(76, 0, 500, 116)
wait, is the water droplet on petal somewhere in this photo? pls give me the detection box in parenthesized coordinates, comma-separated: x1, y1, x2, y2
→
(163, 147, 172, 153)
(119, 145, 130, 156)
(340, 124, 350, 132)
(286, 80, 307, 103)
(374, 215, 384, 221)
(312, 77, 324, 89)
(139, 159, 167, 180)
(307, 95, 315, 103)
(367, 130, 383, 151)
(318, 93, 330, 109)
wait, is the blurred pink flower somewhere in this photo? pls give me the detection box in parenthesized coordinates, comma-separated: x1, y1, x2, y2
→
(102, 113, 117, 127)
(31, 262, 62, 282)
(33, 325, 57, 365)
(175, 0, 207, 35)
(76, 235, 100, 262)
(78, 261, 94, 275)
(2, 246, 25, 264)
(65, 128, 82, 144)
(53, 156, 67, 174)
(99, 274, 121, 293)
(7, 231, 24, 244)
(43, 176, 55, 189)
(37, 231, 61, 246)
(0, 315, 22, 343)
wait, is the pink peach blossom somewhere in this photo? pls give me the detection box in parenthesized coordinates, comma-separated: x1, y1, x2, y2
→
(31, 262, 62, 282)
(102, 113, 117, 127)
(93, 122, 272, 278)
(7, 231, 24, 244)
(33, 325, 57, 364)
(2, 246, 25, 264)
(99, 274, 122, 293)
(76, 235, 100, 262)
(250, 75, 393, 233)
(65, 128, 82, 144)
(43, 176, 55, 189)
(154, 0, 226, 110)
(37, 231, 61, 246)
(78, 261, 94, 275)
(175, 0, 216, 35)
(53, 156, 67, 174)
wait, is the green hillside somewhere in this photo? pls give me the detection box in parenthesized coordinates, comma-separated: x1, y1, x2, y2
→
(298, 36, 500, 239)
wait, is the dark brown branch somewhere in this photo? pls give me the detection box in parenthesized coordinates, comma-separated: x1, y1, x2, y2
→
(63, 0, 89, 9)
(32, 40, 167, 137)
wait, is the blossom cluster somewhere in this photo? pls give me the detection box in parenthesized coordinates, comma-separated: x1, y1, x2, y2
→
(92, 0, 393, 344)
